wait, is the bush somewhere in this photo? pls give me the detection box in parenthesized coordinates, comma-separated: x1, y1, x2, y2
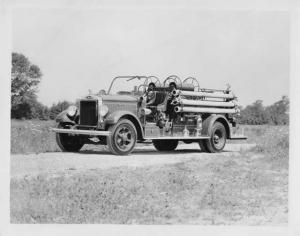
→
(49, 101, 72, 120)
(239, 96, 289, 125)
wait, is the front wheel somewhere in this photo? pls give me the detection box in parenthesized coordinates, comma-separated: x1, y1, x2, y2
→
(153, 139, 178, 151)
(203, 122, 227, 153)
(56, 123, 84, 152)
(107, 119, 137, 155)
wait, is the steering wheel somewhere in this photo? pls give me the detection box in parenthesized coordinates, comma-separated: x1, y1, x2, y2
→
(139, 76, 160, 94)
(163, 75, 182, 89)
(144, 76, 161, 88)
(137, 84, 148, 93)
(183, 77, 200, 91)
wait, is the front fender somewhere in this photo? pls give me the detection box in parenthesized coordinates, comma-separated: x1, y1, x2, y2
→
(105, 110, 137, 124)
(202, 114, 231, 138)
(55, 110, 76, 124)
(105, 110, 144, 139)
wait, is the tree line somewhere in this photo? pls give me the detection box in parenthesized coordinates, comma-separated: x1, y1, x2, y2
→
(11, 52, 73, 120)
(11, 52, 289, 125)
(238, 97, 289, 125)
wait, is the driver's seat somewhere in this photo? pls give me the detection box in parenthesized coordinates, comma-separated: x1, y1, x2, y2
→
(147, 91, 166, 107)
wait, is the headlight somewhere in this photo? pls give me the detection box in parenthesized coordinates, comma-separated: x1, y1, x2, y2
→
(67, 105, 77, 117)
(99, 105, 109, 117)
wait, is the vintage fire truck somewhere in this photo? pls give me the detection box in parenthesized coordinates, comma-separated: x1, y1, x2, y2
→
(52, 75, 246, 155)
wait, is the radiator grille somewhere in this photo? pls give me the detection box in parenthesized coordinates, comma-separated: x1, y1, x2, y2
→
(79, 100, 98, 126)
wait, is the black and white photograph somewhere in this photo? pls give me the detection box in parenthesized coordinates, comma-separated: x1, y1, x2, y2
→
(1, 0, 300, 235)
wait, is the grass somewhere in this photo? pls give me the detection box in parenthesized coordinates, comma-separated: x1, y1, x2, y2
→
(10, 120, 289, 224)
(11, 153, 288, 224)
(11, 119, 60, 154)
(242, 125, 289, 169)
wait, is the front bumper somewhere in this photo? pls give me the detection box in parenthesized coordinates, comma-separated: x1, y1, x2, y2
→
(52, 128, 111, 136)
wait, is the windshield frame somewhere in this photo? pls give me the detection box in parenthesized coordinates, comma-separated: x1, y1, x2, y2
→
(107, 76, 149, 95)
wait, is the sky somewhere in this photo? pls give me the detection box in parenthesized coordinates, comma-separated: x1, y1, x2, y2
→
(12, 7, 289, 107)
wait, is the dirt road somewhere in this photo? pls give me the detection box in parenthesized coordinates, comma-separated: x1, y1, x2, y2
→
(11, 142, 255, 178)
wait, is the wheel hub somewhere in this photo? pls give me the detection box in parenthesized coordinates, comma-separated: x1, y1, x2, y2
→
(213, 134, 220, 144)
(116, 127, 133, 150)
(119, 132, 130, 142)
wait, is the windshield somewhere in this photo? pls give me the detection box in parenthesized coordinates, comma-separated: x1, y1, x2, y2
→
(108, 76, 147, 96)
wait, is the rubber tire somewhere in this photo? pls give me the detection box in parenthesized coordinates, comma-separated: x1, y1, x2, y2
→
(204, 122, 227, 153)
(56, 123, 84, 152)
(153, 140, 178, 151)
(199, 140, 208, 152)
(107, 119, 137, 155)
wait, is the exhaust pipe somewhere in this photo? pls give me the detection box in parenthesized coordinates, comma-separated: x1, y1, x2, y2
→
(174, 106, 237, 114)
(179, 90, 235, 99)
(179, 99, 235, 107)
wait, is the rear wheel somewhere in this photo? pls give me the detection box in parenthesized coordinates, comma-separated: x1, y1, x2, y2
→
(153, 139, 178, 151)
(107, 119, 137, 155)
(56, 123, 84, 152)
(204, 122, 227, 153)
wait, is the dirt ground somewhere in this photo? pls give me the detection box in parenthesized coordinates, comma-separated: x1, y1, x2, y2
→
(11, 142, 254, 178)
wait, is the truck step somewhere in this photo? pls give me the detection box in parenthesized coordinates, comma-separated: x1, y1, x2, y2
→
(229, 135, 247, 140)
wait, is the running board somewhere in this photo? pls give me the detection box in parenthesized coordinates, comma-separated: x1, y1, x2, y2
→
(51, 128, 111, 136)
(145, 136, 210, 140)
(229, 135, 247, 140)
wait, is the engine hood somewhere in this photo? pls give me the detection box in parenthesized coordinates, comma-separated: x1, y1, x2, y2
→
(101, 94, 139, 102)
(79, 94, 139, 105)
